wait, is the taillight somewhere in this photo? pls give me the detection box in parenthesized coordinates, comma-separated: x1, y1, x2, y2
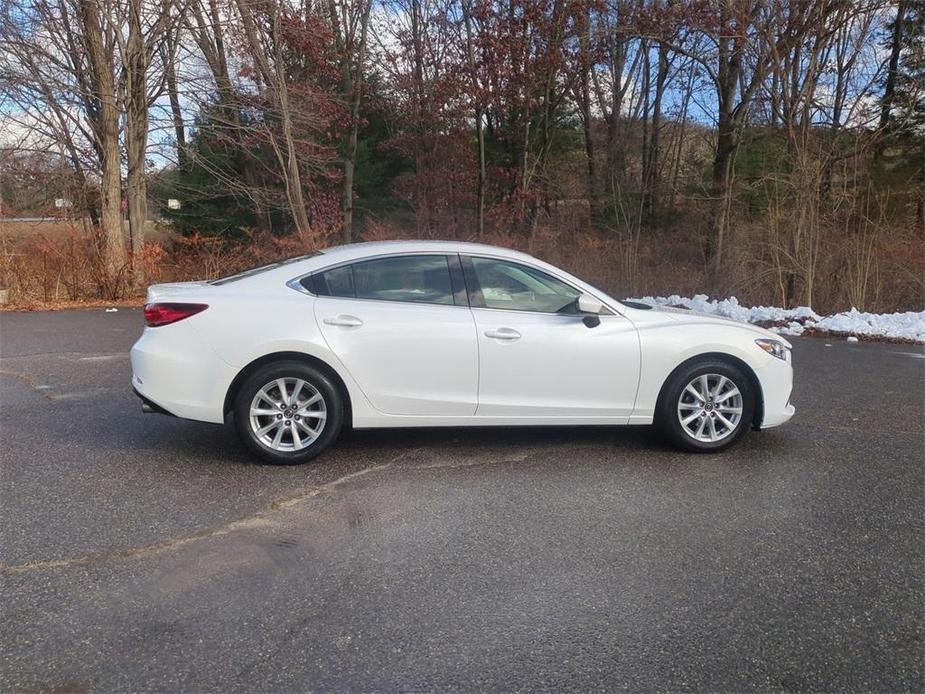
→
(144, 302, 208, 327)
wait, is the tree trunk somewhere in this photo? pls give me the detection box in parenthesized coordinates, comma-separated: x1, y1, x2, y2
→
(271, 10, 311, 237)
(279, 96, 312, 236)
(341, 127, 360, 241)
(234, 0, 312, 236)
(164, 40, 187, 171)
(333, 0, 372, 243)
(879, 0, 907, 130)
(461, 0, 485, 238)
(643, 42, 669, 224)
(124, 0, 148, 287)
(577, 8, 597, 222)
(78, 0, 126, 289)
(708, 127, 736, 282)
(475, 109, 486, 238)
(99, 123, 125, 289)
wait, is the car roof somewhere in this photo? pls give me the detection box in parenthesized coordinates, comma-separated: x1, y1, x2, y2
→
(231, 240, 542, 288)
(316, 240, 539, 264)
(223, 240, 622, 312)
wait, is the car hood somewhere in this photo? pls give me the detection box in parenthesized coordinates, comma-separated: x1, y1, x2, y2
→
(638, 303, 793, 348)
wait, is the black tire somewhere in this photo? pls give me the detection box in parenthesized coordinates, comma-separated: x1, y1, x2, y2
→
(655, 358, 756, 453)
(233, 360, 345, 465)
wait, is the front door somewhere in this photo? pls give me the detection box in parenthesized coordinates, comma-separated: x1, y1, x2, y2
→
(463, 255, 640, 418)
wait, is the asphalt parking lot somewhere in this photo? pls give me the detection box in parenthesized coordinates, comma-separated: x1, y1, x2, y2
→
(1, 308, 923, 692)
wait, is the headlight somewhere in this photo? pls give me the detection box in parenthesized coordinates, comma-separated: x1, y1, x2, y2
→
(755, 338, 791, 363)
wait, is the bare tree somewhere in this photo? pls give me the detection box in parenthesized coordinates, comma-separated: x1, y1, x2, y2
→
(233, 0, 313, 236)
(460, 0, 488, 237)
(2, 0, 179, 289)
(641, 38, 671, 223)
(77, 0, 126, 283)
(162, 26, 188, 171)
(880, 0, 909, 129)
(326, 0, 374, 242)
(122, 0, 176, 284)
(591, 0, 643, 188)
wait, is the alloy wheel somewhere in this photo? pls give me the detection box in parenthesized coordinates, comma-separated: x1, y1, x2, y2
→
(249, 377, 327, 452)
(676, 373, 744, 443)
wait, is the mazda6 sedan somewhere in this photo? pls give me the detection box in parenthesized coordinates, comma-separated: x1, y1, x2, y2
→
(131, 240, 794, 464)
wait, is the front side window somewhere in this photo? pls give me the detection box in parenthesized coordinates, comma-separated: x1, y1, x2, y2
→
(313, 255, 455, 306)
(466, 257, 581, 313)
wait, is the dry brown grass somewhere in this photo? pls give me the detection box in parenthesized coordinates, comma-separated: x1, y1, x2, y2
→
(1, 219, 921, 314)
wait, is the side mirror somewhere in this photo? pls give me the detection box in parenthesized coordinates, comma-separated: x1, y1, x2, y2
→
(577, 294, 603, 328)
(578, 294, 604, 314)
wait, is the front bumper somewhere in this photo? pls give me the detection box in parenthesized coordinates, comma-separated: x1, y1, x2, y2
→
(755, 355, 795, 429)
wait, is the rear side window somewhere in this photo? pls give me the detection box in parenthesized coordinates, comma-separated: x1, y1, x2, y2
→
(313, 265, 355, 297)
(312, 255, 456, 306)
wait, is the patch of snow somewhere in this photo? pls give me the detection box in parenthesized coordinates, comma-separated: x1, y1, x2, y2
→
(770, 321, 805, 337)
(846, 336, 859, 343)
(812, 307, 925, 342)
(630, 293, 821, 324)
(626, 294, 925, 343)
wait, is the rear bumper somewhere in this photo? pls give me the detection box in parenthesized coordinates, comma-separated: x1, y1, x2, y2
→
(130, 325, 236, 424)
(133, 387, 175, 416)
(755, 356, 795, 429)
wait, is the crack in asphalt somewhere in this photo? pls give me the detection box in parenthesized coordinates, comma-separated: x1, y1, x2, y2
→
(0, 350, 130, 360)
(0, 369, 55, 401)
(0, 444, 543, 575)
(0, 461, 396, 575)
(411, 447, 539, 470)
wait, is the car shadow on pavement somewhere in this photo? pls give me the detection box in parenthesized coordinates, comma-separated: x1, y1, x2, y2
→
(337, 423, 661, 452)
(86, 396, 789, 468)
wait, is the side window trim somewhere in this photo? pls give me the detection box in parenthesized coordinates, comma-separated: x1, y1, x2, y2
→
(448, 253, 470, 307)
(459, 254, 485, 308)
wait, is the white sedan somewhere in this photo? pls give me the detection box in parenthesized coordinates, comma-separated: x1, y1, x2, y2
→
(131, 241, 794, 464)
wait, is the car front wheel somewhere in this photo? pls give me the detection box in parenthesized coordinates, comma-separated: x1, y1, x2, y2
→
(233, 360, 344, 464)
(656, 359, 756, 453)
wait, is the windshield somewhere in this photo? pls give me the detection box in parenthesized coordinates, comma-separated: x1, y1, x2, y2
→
(209, 253, 322, 285)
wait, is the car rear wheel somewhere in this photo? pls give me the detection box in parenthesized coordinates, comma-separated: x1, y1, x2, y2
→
(656, 359, 755, 453)
(233, 360, 344, 464)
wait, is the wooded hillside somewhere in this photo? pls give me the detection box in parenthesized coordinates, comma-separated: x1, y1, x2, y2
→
(1, 0, 922, 310)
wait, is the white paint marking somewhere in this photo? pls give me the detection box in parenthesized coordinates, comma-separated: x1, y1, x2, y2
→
(894, 351, 925, 360)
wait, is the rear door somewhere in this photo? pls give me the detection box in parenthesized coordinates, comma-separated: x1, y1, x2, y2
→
(311, 253, 478, 416)
(462, 255, 640, 418)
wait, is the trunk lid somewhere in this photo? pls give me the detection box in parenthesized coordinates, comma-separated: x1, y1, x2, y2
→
(145, 281, 212, 303)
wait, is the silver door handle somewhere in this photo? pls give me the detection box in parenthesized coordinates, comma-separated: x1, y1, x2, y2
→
(484, 328, 521, 341)
(323, 315, 363, 327)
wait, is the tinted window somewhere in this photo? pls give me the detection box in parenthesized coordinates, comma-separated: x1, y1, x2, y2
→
(315, 265, 355, 297)
(468, 257, 581, 313)
(314, 255, 455, 306)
